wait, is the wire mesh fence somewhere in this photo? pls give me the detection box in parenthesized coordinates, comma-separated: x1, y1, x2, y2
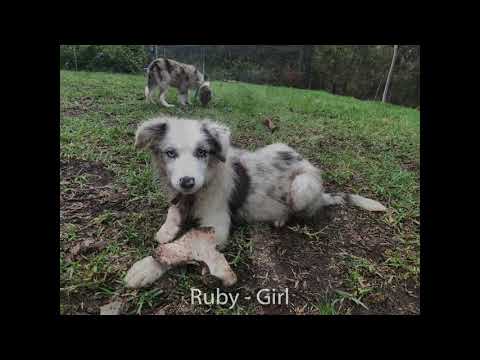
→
(143, 45, 309, 85)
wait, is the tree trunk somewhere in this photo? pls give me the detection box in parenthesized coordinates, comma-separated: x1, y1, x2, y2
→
(382, 45, 399, 103)
(298, 47, 304, 72)
(343, 45, 358, 96)
(374, 71, 386, 101)
(416, 72, 420, 107)
(331, 51, 338, 94)
(202, 47, 206, 75)
(303, 45, 313, 89)
(73, 46, 78, 71)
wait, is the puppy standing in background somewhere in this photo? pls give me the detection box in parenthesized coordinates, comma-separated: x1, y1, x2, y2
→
(145, 58, 212, 107)
(124, 116, 387, 288)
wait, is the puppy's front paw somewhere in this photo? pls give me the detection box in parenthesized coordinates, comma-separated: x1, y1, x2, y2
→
(222, 271, 238, 287)
(155, 228, 177, 244)
(124, 256, 166, 288)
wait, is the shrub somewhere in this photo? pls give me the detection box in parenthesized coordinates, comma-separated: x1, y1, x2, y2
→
(60, 45, 147, 73)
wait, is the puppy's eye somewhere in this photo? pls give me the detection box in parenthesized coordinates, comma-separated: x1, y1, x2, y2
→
(165, 150, 177, 158)
(195, 149, 207, 158)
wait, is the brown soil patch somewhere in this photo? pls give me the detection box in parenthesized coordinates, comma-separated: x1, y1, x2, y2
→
(60, 159, 126, 226)
(61, 96, 99, 117)
(400, 160, 420, 174)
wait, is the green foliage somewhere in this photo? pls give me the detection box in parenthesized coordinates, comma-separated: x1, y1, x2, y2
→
(60, 45, 148, 73)
(311, 45, 419, 107)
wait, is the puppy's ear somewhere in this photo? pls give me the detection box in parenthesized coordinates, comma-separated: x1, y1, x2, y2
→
(201, 120, 230, 162)
(135, 118, 169, 150)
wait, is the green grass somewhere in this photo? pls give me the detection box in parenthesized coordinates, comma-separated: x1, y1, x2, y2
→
(60, 70, 420, 315)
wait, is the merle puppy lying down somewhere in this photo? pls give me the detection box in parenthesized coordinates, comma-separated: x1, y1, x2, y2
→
(125, 117, 386, 288)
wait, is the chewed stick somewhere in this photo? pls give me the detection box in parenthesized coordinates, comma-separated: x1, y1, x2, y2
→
(154, 227, 237, 287)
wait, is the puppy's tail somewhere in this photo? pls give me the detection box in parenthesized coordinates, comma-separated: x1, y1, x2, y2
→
(322, 192, 387, 212)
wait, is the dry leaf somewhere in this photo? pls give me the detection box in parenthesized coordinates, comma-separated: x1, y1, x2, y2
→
(67, 239, 108, 261)
(100, 300, 124, 315)
(263, 117, 278, 132)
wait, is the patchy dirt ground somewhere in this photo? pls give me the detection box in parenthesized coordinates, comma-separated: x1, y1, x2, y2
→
(61, 96, 100, 117)
(60, 158, 419, 315)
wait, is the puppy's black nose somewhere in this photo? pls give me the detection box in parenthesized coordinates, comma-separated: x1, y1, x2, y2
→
(179, 177, 195, 190)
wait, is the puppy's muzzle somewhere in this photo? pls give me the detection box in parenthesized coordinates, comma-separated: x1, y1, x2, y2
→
(179, 177, 195, 190)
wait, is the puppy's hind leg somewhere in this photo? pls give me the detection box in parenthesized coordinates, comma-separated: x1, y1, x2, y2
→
(289, 173, 355, 218)
(159, 86, 175, 108)
(146, 68, 160, 104)
(289, 173, 324, 217)
(145, 84, 156, 104)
